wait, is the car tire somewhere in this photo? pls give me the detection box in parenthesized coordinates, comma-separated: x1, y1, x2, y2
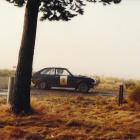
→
(38, 82, 47, 90)
(77, 82, 89, 93)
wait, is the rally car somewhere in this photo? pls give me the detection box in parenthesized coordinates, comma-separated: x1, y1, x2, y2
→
(32, 67, 96, 93)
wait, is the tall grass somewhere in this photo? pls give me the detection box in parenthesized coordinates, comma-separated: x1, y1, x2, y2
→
(0, 95, 140, 139)
(95, 76, 140, 93)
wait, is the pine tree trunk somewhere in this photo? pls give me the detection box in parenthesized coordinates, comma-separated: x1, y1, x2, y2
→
(10, 0, 40, 114)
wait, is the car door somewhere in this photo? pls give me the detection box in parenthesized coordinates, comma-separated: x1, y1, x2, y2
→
(40, 68, 56, 86)
(55, 68, 70, 87)
(67, 75, 77, 88)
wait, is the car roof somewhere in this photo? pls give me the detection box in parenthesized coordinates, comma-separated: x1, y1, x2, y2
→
(37, 67, 73, 75)
(41, 67, 68, 70)
(43, 67, 68, 69)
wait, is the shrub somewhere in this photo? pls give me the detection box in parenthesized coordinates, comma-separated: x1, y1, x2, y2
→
(129, 86, 140, 104)
(125, 80, 136, 90)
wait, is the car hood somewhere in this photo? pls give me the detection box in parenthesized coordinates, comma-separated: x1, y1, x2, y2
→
(73, 75, 96, 83)
(73, 75, 91, 79)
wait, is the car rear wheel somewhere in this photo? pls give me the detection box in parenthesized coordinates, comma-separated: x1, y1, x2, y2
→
(77, 82, 89, 93)
(38, 82, 47, 90)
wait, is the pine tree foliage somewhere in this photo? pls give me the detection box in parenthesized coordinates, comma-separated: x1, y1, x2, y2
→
(6, 0, 121, 21)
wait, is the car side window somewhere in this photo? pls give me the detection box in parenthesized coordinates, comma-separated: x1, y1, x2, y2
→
(56, 69, 70, 76)
(40, 68, 55, 75)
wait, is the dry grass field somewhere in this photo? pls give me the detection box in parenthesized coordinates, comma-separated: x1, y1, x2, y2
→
(95, 76, 140, 93)
(0, 95, 140, 140)
(0, 70, 140, 139)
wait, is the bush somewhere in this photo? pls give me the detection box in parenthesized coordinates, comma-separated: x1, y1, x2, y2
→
(129, 86, 140, 104)
(125, 80, 136, 90)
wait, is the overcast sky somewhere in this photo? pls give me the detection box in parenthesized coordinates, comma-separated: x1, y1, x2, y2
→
(0, 0, 140, 79)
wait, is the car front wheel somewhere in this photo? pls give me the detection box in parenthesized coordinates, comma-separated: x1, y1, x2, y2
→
(77, 82, 89, 93)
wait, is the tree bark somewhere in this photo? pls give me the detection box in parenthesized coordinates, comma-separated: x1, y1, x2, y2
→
(10, 0, 40, 114)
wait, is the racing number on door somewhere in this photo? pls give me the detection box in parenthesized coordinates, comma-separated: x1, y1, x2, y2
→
(60, 76, 68, 86)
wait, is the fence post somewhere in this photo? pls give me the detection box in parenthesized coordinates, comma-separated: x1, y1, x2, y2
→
(7, 77, 15, 104)
(118, 84, 124, 106)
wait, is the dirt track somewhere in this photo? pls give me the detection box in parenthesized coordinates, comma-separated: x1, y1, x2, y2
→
(31, 88, 119, 97)
(0, 87, 123, 97)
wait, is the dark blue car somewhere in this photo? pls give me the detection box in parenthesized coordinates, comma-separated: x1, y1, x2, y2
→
(32, 67, 96, 92)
